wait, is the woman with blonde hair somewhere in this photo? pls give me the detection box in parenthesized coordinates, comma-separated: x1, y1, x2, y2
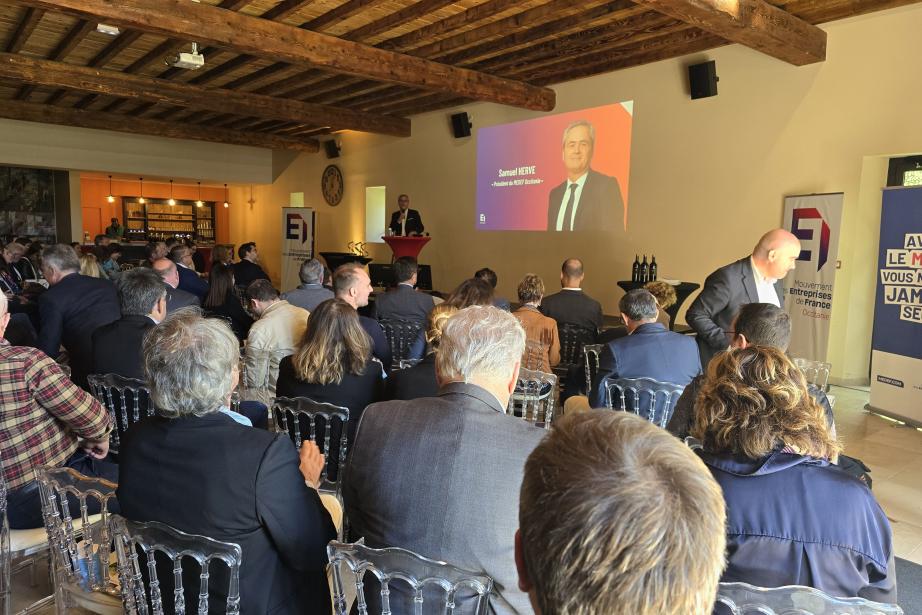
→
(79, 253, 106, 279)
(386, 303, 458, 400)
(512, 273, 560, 373)
(692, 346, 894, 602)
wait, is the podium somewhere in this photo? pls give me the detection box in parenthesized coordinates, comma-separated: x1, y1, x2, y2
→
(319, 252, 372, 271)
(382, 235, 431, 260)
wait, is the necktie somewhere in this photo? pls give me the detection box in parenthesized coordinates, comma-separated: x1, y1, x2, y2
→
(558, 183, 578, 231)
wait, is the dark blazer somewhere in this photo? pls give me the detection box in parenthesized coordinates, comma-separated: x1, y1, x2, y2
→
(343, 382, 544, 615)
(91, 314, 155, 380)
(204, 291, 254, 341)
(176, 264, 209, 300)
(589, 322, 701, 408)
(374, 284, 434, 324)
(37, 273, 121, 389)
(118, 413, 336, 615)
(388, 209, 424, 236)
(359, 315, 392, 371)
(232, 259, 270, 291)
(165, 284, 200, 313)
(546, 169, 624, 232)
(686, 257, 784, 368)
(385, 353, 438, 400)
(539, 289, 603, 333)
(700, 449, 894, 603)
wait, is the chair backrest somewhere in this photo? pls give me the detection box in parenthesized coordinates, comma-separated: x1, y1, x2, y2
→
(119, 263, 135, 272)
(557, 323, 596, 366)
(603, 377, 685, 428)
(396, 358, 422, 370)
(111, 515, 243, 615)
(378, 319, 425, 365)
(271, 397, 350, 494)
(521, 339, 548, 371)
(508, 367, 557, 428)
(582, 343, 604, 395)
(88, 373, 154, 453)
(327, 540, 494, 615)
(35, 467, 118, 596)
(793, 358, 831, 390)
(714, 582, 903, 614)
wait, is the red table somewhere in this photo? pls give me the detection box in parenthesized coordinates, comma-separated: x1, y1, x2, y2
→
(382, 235, 431, 260)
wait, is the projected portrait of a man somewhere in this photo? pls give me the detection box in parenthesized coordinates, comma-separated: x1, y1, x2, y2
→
(546, 119, 624, 232)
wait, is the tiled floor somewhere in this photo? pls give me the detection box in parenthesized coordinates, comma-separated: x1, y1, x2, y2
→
(9, 384, 921, 611)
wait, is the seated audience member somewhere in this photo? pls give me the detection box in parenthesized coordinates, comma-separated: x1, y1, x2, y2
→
(333, 263, 391, 370)
(475, 267, 511, 311)
(79, 253, 106, 279)
(37, 244, 121, 390)
(374, 256, 434, 324)
(144, 240, 167, 267)
(345, 306, 543, 615)
(385, 304, 457, 400)
(93, 234, 111, 249)
(588, 289, 701, 409)
(512, 274, 560, 373)
(284, 258, 334, 312)
(118, 311, 335, 614)
(667, 302, 834, 439)
(644, 279, 677, 329)
(152, 257, 200, 312)
(516, 411, 726, 615)
(170, 244, 209, 300)
(244, 279, 309, 395)
(3, 242, 34, 284)
(0, 292, 115, 529)
(186, 238, 206, 272)
(233, 242, 271, 290)
(22, 241, 43, 280)
(203, 263, 253, 341)
(540, 257, 603, 334)
(404, 276, 494, 360)
(276, 298, 385, 460)
(165, 236, 180, 251)
(100, 244, 122, 278)
(211, 244, 233, 269)
(692, 346, 895, 602)
(92, 268, 166, 380)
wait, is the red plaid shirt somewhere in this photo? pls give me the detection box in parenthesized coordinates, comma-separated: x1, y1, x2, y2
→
(0, 339, 112, 490)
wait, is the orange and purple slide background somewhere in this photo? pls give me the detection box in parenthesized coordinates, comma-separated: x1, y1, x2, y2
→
(475, 102, 633, 231)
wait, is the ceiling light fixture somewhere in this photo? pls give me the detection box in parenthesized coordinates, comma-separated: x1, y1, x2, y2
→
(195, 181, 203, 208)
(138, 177, 145, 204)
(223, 183, 230, 208)
(106, 175, 114, 203)
(168, 179, 176, 206)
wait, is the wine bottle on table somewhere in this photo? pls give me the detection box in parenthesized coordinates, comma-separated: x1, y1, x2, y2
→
(640, 255, 649, 283)
(650, 255, 658, 281)
(632, 255, 640, 282)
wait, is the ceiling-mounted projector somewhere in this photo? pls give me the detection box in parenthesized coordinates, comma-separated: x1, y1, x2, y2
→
(167, 42, 205, 70)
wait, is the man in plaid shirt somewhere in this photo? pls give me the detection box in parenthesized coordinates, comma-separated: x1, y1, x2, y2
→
(0, 293, 115, 529)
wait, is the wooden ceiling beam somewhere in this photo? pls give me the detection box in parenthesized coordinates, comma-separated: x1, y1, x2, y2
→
(0, 52, 412, 136)
(631, 0, 825, 65)
(11, 0, 555, 111)
(5, 7, 45, 53)
(379, 0, 524, 52)
(16, 18, 94, 100)
(0, 98, 319, 152)
(300, 0, 389, 32)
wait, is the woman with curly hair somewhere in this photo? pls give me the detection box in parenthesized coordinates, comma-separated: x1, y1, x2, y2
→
(692, 346, 894, 603)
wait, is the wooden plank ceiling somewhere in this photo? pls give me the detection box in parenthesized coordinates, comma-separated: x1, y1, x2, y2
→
(0, 0, 916, 152)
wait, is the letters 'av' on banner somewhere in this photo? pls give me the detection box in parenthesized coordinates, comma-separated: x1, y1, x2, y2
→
(782, 193, 843, 364)
(870, 186, 922, 424)
(281, 207, 315, 293)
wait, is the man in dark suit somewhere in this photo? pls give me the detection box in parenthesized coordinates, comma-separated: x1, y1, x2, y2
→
(334, 263, 391, 370)
(283, 258, 334, 312)
(152, 258, 200, 313)
(233, 242, 271, 290)
(169, 244, 209, 300)
(540, 258, 603, 334)
(589, 289, 701, 408)
(117, 311, 336, 615)
(344, 306, 543, 615)
(92, 268, 166, 380)
(37, 244, 121, 390)
(686, 229, 800, 367)
(546, 120, 624, 232)
(374, 256, 435, 324)
(388, 193, 425, 236)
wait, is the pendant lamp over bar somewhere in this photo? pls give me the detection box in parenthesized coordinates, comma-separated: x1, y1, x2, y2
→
(138, 177, 145, 204)
(223, 184, 230, 208)
(196, 182, 203, 208)
(106, 175, 114, 204)
(168, 180, 176, 206)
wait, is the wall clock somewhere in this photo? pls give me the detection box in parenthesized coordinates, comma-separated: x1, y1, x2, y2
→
(322, 164, 344, 206)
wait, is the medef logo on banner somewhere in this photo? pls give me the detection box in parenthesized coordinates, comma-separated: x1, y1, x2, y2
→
(791, 207, 831, 271)
(880, 233, 922, 324)
(285, 212, 310, 244)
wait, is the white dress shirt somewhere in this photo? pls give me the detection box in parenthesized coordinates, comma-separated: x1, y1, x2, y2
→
(751, 257, 781, 307)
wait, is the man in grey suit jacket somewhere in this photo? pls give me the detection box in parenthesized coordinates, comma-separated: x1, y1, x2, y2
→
(686, 229, 800, 368)
(282, 258, 333, 312)
(374, 256, 434, 324)
(344, 306, 543, 615)
(152, 258, 200, 313)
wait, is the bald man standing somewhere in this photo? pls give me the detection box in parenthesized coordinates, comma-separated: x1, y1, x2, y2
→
(686, 229, 801, 367)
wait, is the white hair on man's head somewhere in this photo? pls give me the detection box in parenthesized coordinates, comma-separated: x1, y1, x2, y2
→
(142, 308, 239, 418)
(436, 305, 525, 383)
(42, 243, 80, 273)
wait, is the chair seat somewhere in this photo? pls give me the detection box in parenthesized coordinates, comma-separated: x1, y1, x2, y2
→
(10, 527, 48, 555)
(65, 581, 122, 615)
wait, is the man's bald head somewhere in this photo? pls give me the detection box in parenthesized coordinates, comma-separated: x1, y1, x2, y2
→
(152, 257, 179, 288)
(752, 229, 801, 280)
(561, 258, 585, 288)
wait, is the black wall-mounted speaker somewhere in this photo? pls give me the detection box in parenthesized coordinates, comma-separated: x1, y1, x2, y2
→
(450, 112, 472, 138)
(324, 140, 341, 158)
(688, 61, 719, 99)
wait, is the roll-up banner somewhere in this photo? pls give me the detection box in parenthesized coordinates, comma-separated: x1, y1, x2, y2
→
(782, 193, 843, 363)
(870, 186, 922, 424)
(281, 207, 315, 293)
